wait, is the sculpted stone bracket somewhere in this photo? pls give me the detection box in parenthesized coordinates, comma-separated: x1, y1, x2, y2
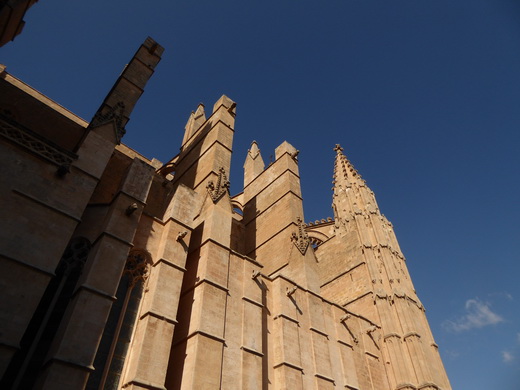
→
(291, 217, 310, 255)
(90, 101, 127, 144)
(207, 167, 230, 203)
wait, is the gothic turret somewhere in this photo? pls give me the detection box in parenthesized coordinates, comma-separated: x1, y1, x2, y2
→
(314, 144, 451, 390)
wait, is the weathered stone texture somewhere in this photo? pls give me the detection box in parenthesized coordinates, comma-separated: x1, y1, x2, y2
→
(0, 38, 451, 390)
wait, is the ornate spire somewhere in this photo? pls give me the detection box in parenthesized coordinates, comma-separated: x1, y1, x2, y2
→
(332, 143, 362, 188)
(331, 143, 376, 228)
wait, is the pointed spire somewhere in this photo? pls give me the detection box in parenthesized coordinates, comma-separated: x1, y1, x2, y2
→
(244, 140, 265, 187)
(248, 140, 261, 160)
(332, 143, 368, 228)
(182, 103, 206, 145)
(332, 143, 362, 188)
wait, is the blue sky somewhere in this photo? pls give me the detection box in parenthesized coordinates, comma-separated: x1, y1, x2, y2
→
(3, 1, 520, 388)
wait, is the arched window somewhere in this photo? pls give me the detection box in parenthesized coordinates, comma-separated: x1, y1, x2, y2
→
(87, 249, 152, 390)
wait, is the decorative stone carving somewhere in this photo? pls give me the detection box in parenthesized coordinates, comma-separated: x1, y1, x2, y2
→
(248, 141, 261, 159)
(124, 249, 152, 288)
(291, 217, 310, 255)
(176, 231, 188, 241)
(286, 285, 297, 296)
(207, 167, 230, 203)
(58, 237, 91, 274)
(0, 116, 76, 167)
(125, 203, 139, 215)
(90, 101, 126, 143)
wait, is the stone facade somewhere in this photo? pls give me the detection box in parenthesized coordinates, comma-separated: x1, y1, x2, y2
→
(0, 38, 451, 389)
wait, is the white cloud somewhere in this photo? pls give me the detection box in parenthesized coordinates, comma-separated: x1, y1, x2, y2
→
(502, 351, 514, 363)
(442, 299, 504, 332)
(489, 291, 513, 301)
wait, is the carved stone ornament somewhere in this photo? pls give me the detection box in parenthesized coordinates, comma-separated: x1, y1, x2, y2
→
(124, 250, 152, 288)
(58, 237, 91, 275)
(291, 217, 310, 255)
(0, 115, 76, 167)
(207, 167, 230, 203)
(90, 101, 126, 143)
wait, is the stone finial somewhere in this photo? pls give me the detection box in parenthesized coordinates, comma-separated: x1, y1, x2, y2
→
(244, 140, 265, 187)
(183, 103, 206, 144)
(248, 141, 261, 160)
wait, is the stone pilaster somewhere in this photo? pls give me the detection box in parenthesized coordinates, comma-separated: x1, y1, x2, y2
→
(35, 156, 155, 389)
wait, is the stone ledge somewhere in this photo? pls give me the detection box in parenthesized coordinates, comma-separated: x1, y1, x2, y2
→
(273, 313, 299, 325)
(337, 339, 354, 349)
(180, 277, 229, 298)
(0, 253, 55, 277)
(154, 257, 187, 273)
(41, 356, 95, 373)
(186, 329, 225, 344)
(121, 378, 167, 390)
(242, 296, 263, 307)
(73, 284, 117, 301)
(309, 326, 329, 338)
(13, 189, 82, 223)
(315, 373, 335, 384)
(273, 361, 303, 372)
(240, 345, 264, 357)
(140, 310, 178, 325)
(365, 351, 380, 360)
(91, 230, 133, 247)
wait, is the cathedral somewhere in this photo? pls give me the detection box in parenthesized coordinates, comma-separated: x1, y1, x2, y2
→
(0, 38, 451, 389)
